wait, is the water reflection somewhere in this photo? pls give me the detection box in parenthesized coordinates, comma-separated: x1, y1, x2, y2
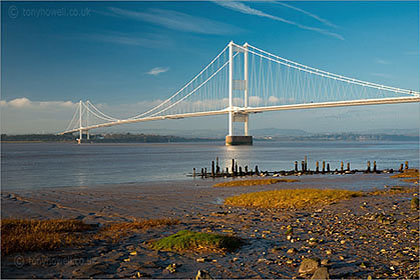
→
(1, 141, 418, 190)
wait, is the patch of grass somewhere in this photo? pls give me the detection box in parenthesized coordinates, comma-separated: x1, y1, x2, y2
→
(368, 186, 417, 196)
(402, 178, 419, 184)
(213, 178, 299, 188)
(224, 189, 362, 209)
(96, 218, 179, 241)
(390, 169, 419, 179)
(1, 219, 94, 255)
(149, 230, 242, 253)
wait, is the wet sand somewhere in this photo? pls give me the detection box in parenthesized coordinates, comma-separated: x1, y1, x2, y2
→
(1, 174, 419, 279)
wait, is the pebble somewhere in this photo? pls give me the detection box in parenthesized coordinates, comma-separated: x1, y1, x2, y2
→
(135, 271, 151, 278)
(196, 270, 213, 280)
(298, 258, 320, 275)
(311, 267, 329, 280)
(411, 197, 419, 210)
(320, 259, 329, 266)
(165, 264, 177, 274)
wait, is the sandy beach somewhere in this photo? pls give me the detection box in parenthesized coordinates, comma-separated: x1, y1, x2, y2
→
(1, 173, 419, 279)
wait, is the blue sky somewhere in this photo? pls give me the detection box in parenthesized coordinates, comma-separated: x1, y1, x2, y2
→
(1, 1, 419, 134)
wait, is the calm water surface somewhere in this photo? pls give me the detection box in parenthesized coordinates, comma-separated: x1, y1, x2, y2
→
(1, 140, 418, 190)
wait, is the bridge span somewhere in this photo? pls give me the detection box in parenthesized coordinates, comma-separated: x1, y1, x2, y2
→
(60, 42, 420, 145)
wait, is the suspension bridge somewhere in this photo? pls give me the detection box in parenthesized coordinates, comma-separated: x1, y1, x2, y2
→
(60, 41, 420, 145)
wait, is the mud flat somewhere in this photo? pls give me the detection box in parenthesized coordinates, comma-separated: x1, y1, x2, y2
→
(1, 173, 418, 279)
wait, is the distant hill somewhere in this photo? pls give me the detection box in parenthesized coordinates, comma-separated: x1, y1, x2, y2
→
(2, 131, 418, 143)
(251, 128, 310, 137)
(0, 133, 218, 143)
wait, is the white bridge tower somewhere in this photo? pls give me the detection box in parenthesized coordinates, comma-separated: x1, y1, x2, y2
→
(226, 41, 253, 145)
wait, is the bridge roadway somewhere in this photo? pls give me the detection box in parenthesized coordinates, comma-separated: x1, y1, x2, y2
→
(59, 96, 420, 135)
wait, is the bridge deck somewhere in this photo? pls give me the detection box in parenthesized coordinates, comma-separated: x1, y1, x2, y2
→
(59, 96, 420, 135)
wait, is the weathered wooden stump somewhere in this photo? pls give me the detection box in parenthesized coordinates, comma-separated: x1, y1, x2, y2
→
(231, 159, 235, 174)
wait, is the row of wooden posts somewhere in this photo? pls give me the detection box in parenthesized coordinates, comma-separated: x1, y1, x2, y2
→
(191, 157, 410, 178)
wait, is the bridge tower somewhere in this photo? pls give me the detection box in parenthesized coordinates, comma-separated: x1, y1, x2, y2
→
(77, 100, 82, 144)
(76, 100, 90, 144)
(226, 41, 253, 145)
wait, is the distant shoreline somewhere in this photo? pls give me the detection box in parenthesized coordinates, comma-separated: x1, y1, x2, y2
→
(1, 133, 418, 143)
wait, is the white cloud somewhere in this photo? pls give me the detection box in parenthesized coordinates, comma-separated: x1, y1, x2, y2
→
(108, 7, 241, 35)
(87, 32, 171, 48)
(374, 58, 391, 65)
(249, 96, 263, 106)
(8, 97, 32, 108)
(213, 1, 344, 40)
(277, 2, 338, 28)
(147, 66, 170, 76)
(371, 72, 393, 79)
(268, 96, 280, 104)
(1, 98, 76, 109)
(404, 50, 419, 56)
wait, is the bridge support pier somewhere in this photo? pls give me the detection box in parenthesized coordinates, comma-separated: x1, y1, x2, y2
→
(225, 135, 253, 146)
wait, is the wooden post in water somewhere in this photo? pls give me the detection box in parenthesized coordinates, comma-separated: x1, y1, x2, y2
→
(322, 161, 325, 173)
(373, 161, 377, 172)
(226, 167, 229, 175)
(301, 161, 305, 172)
(316, 161, 319, 173)
(245, 166, 248, 174)
(367, 161, 371, 173)
(255, 165, 259, 175)
(193, 168, 196, 177)
(294, 161, 298, 172)
(201, 168, 204, 177)
(340, 161, 344, 173)
(231, 159, 235, 174)
(211, 161, 215, 177)
(405, 161, 409, 170)
(204, 168, 207, 177)
(347, 162, 350, 172)
(304, 156, 308, 172)
(399, 164, 404, 172)
(239, 166, 243, 176)
(327, 163, 330, 172)
(235, 163, 238, 176)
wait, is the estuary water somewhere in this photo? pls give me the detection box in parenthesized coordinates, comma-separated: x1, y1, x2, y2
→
(1, 140, 418, 190)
